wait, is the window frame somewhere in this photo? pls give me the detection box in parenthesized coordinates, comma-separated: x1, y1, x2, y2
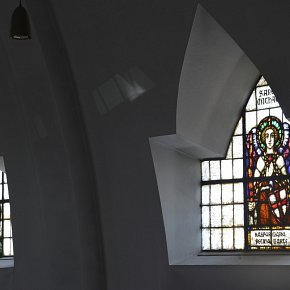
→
(200, 76, 290, 253)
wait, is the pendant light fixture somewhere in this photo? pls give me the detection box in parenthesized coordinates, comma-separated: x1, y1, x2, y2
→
(10, 0, 31, 40)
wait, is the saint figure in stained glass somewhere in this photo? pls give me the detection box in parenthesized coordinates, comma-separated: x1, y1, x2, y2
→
(247, 116, 290, 226)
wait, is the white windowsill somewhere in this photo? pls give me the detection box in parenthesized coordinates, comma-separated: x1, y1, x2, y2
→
(0, 258, 14, 268)
(150, 137, 290, 265)
(175, 252, 290, 265)
(199, 251, 290, 256)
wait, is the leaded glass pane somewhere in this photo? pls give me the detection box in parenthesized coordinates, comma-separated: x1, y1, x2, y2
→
(3, 220, 11, 238)
(222, 205, 233, 227)
(234, 228, 244, 249)
(270, 107, 283, 120)
(250, 230, 271, 248)
(201, 161, 209, 181)
(256, 86, 276, 110)
(210, 184, 221, 205)
(234, 204, 244, 226)
(202, 229, 210, 250)
(222, 228, 234, 250)
(233, 159, 243, 179)
(202, 206, 210, 227)
(257, 108, 269, 124)
(3, 238, 12, 256)
(201, 185, 210, 205)
(221, 160, 232, 180)
(210, 161, 220, 180)
(211, 228, 222, 250)
(3, 184, 9, 200)
(257, 76, 267, 86)
(233, 183, 244, 203)
(10, 240, 13, 256)
(3, 203, 10, 219)
(232, 136, 243, 158)
(272, 230, 290, 247)
(222, 183, 233, 204)
(246, 111, 256, 133)
(234, 118, 243, 135)
(246, 91, 256, 112)
(210, 206, 221, 227)
(226, 142, 233, 159)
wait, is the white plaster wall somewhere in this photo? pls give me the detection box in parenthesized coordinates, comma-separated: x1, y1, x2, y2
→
(0, 1, 105, 288)
(177, 5, 259, 158)
(150, 139, 200, 265)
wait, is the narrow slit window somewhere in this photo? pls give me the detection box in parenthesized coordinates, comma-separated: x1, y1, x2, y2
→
(0, 163, 13, 257)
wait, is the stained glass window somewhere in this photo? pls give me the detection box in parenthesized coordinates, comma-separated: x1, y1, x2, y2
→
(0, 170, 13, 257)
(201, 76, 290, 251)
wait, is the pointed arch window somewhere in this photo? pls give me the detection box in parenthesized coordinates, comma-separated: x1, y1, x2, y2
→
(201, 76, 290, 251)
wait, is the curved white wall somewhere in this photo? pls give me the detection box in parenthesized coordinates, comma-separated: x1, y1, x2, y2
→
(0, 1, 106, 289)
(177, 5, 259, 158)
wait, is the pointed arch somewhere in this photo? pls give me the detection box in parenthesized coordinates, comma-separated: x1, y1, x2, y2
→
(201, 76, 290, 251)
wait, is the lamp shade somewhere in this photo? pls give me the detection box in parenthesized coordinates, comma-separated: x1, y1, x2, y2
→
(10, 2, 31, 40)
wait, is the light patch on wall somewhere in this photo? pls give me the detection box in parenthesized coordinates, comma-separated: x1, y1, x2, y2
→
(93, 66, 155, 115)
(115, 67, 155, 102)
(99, 78, 124, 110)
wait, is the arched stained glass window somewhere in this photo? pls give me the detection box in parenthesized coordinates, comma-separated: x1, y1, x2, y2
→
(201, 76, 290, 251)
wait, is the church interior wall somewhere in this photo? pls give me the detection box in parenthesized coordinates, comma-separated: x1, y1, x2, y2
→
(0, 1, 288, 290)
